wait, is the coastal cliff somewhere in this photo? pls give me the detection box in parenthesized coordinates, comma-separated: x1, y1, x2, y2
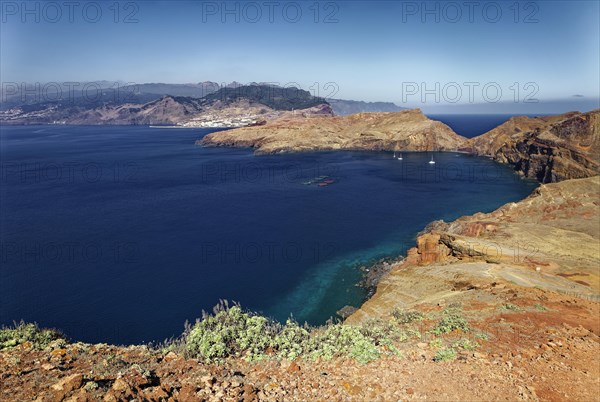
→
(469, 109, 600, 182)
(199, 109, 469, 154)
(349, 176, 600, 323)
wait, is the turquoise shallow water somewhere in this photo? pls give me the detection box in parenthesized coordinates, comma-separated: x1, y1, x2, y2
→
(0, 125, 538, 344)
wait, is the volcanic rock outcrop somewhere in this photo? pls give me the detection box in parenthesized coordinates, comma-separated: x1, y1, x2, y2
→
(469, 109, 600, 182)
(349, 176, 600, 324)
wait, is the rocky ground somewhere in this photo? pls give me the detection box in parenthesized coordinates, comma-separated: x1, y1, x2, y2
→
(1, 287, 598, 401)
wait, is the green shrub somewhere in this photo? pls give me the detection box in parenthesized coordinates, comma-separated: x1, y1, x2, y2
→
(433, 348, 456, 362)
(272, 319, 310, 360)
(183, 303, 417, 364)
(452, 339, 478, 350)
(0, 322, 63, 350)
(499, 303, 521, 312)
(431, 308, 469, 335)
(184, 305, 276, 362)
(306, 324, 381, 363)
(391, 309, 424, 324)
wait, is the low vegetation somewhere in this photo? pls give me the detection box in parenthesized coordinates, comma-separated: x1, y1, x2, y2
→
(0, 322, 63, 350)
(499, 303, 521, 312)
(433, 347, 457, 362)
(173, 302, 428, 364)
(391, 308, 425, 324)
(430, 306, 470, 335)
(2, 303, 479, 366)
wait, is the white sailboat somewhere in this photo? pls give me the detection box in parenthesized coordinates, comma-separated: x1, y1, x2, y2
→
(393, 151, 396, 158)
(397, 153, 403, 160)
(428, 154, 436, 164)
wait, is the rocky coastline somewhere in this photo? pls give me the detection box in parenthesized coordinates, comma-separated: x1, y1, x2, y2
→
(1, 109, 599, 401)
(200, 108, 600, 183)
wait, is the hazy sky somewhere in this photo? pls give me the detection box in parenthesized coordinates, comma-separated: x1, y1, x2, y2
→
(1, 0, 599, 107)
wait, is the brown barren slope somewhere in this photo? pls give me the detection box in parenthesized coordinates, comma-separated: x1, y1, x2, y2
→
(199, 108, 469, 154)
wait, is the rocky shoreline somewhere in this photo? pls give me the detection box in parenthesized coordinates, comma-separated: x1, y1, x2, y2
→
(1, 109, 599, 401)
(358, 256, 404, 298)
(336, 256, 404, 319)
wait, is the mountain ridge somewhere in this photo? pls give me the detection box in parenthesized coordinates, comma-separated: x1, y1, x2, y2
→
(0, 85, 333, 126)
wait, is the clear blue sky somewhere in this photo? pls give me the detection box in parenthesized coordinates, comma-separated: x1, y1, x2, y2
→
(1, 0, 599, 107)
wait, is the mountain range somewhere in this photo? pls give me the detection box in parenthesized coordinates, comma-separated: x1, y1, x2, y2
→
(0, 82, 406, 125)
(0, 84, 334, 126)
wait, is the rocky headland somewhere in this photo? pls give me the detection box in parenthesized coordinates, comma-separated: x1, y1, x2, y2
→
(470, 109, 600, 182)
(199, 108, 469, 154)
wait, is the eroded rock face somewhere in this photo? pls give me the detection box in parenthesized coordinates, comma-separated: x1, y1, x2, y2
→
(199, 109, 469, 154)
(349, 176, 600, 325)
(470, 109, 600, 183)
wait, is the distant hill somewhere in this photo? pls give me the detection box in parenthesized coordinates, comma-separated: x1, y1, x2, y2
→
(1, 82, 419, 125)
(204, 85, 327, 111)
(0, 84, 333, 126)
(0, 82, 221, 111)
(327, 99, 406, 116)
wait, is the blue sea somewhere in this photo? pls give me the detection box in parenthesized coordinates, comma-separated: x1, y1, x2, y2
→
(428, 114, 546, 138)
(0, 124, 537, 344)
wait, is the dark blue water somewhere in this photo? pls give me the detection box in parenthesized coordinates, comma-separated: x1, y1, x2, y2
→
(428, 114, 548, 138)
(0, 125, 537, 344)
